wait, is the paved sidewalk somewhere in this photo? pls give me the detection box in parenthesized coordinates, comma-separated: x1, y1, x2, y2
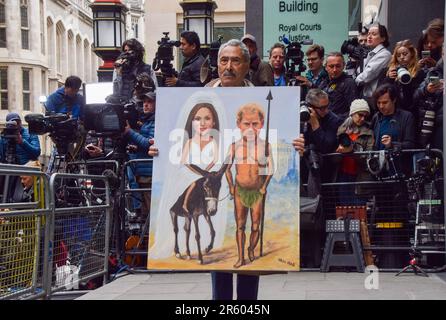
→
(77, 271, 446, 300)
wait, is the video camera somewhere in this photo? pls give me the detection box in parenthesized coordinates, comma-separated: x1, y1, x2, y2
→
(153, 32, 180, 86)
(341, 37, 369, 62)
(0, 120, 20, 164)
(25, 113, 78, 156)
(200, 35, 224, 84)
(114, 50, 138, 70)
(82, 83, 139, 136)
(282, 36, 313, 86)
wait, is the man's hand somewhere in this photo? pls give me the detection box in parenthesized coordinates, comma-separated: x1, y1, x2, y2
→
(16, 133, 23, 145)
(124, 121, 131, 134)
(165, 76, 178, 87)
(294, 76, 312, 87)
(419, 57, 437, 69)
(147, 139, 158, 157)
(426, 80, 444, 94)
(292, 134, 305, 156)
(259, 185, 267, 195)
(381, 135, 392, 148)
(85, 144, 103, 158)
(336, 144, 353, 153)
(309, 108, 320, 131)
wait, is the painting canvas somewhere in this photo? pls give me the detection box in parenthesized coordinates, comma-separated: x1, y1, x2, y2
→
(148, 87, 300, 271)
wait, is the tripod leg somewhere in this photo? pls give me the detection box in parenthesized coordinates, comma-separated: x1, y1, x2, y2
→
(395, 265, 411, 276)
(414, 265, 429, 277)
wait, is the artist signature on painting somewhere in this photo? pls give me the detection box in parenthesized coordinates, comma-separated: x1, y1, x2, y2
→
(278, 258, 296, 267)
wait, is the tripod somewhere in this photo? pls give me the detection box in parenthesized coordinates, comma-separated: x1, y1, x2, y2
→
(395, 248, 428, 277)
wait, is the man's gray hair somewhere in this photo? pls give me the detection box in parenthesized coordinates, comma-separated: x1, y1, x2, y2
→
(218, 39, 250, 62)
(306, 88, 328, 107)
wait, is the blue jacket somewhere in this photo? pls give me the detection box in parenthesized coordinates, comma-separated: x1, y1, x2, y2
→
(45, 87, 83, 119)
(0, 127, 41, 165)
(126, 114, 155, 177)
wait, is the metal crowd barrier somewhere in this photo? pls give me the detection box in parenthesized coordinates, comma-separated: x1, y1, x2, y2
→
(46, 172, 112, 298)
(0, 164, 50, 300)
(119, 159, 153, 269)
(311, 149, 446, 270)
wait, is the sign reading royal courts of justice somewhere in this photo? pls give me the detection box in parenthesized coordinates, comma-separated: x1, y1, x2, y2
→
(263, 0, 349, 58)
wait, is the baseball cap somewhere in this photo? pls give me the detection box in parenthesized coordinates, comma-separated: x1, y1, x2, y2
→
(241, 34, 257, 44)
(6, 112, 21, 122)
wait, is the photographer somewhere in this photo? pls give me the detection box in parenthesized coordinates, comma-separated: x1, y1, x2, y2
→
(112, 38, 157, 102)
(320, 52, 358, 120)
(45, 76, 83, 119)
(303, 89, 343, 155)
(383, 40, 426, 114)
(0, 113, 41, 165)
(241, 34, 274, 86)
(269, 43, 288, 86)
(371, 83, 416, 151)
(295, 44, 328, 90)
(355, 24, 392, 102)
(165, 31, 204, 87)
(124, 91, 156, 224)
(413, 54, 444, 149)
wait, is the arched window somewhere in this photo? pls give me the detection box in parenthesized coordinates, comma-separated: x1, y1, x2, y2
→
(47, 17, 55, 72)
(56, 21, 66, 75)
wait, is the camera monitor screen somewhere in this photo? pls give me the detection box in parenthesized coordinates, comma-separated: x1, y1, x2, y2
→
(82, 82, 124, 133)
(84, 82, 113, 104)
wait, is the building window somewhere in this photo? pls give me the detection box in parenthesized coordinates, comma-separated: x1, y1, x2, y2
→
(22, 69, 31, 111)
(21, 0, 29, 50)
(349, 0, 362, 33)
(40, 0, 45, 54)
(213, 25, 244, 43)
(0, 0, 6, 48)
(131, 17, 139, 39)
(0, 67, 8, 110)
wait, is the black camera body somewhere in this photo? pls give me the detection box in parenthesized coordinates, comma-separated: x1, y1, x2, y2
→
(341, 37, 369, 62)
(1, 120, 20, 164)
(1, 120, 20, 140)
(25, 113, 79, 156)
(153, 32, 180, 84)
(418, 97, 439, 148)
(114, 50, 138, 69)
(283, 37, 313, 86)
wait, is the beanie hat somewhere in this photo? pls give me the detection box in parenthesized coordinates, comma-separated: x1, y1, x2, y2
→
(349, 99, 370, 116)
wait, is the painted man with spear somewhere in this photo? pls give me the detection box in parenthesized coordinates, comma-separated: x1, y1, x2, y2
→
(225, 94, 274, 268)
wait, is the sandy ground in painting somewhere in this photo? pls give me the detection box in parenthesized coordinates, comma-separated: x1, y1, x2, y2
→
(146, 222, 299, 272)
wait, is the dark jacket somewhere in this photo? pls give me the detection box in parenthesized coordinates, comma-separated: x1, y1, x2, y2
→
(248, 55, 274, 87)
(45, 87, 83, 119)
(320, 73, 358, 120)
(382, 68, 426, 113)
(126, 114, 155, 176)
(413, 59, 443, 149)
(113, 62, 154, 102)
(0, 127, 41, 165)
(177, 53, 205, 87)
(371, 108, 416, 150)
(337, 118, 375, 152)
(305, 111, 343, 154)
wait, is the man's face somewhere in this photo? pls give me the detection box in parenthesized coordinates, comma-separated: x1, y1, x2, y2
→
(427, 34, 444, 51)
(180, 37, 196, 58)
(306, 51, 323, 72)
(64, 87, 78, 98)
(269, 47, 285, 72)
(20, 175, 33, 189)
(218, 46, 249, 87)
(358, 34, 368, 46)
(377, 92, 396, 116)
(325, 56, 345, 80)
(242, 39, 257, 57)
(237, 111, 264, 141)
(143, 98, 155, 114)
(312, 97, 330, 118)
